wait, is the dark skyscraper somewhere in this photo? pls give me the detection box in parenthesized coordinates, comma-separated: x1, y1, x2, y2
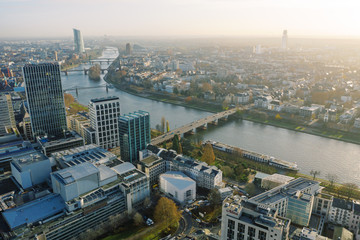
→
(23, 62, 67, 138)
(73, 28, 85, 54)
(125, 43, 132, 55)
(118, 110, 150, 163)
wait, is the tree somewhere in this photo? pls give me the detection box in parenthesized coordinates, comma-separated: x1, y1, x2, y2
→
(221, 165, 234, 178)
(161, 116, 166, 133)
(310, 170, 320, 180)
(326, 173, 338, 189)
(202, 82, 213, 92)
(143, 197, 151, 208)
(133, 212, 144, 226)
(275, 113, 282, 120)
(172, 134, 182, 154)
(173, 87, 179, 95)
(162, 142, 167, 149)
(202, 143, 215, 165)
(166, 120, 170, 132)
(154, 197, 181, 226)
(208, 188, 222, 207)
(341, 183, 358, 200)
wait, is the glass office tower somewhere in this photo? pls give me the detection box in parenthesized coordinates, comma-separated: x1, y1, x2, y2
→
(23, 62, 67, 138)
(118, 110, 150, 163)
(73, 28, 85, 54)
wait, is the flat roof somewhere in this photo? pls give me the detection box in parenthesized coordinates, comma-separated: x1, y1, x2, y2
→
(90, 96, 119, 103)
(2, 194, 65, 230)
(160, 171, 195, 190)
(52, 162, 99, 185)
(141, 155, 162, 166)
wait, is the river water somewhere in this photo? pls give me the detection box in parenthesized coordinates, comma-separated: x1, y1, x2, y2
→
(61, 47, 360, 185)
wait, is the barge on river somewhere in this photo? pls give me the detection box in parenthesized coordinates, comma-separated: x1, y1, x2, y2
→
(206, 140, 299, 171)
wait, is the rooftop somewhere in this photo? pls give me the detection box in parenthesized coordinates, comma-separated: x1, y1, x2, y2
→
(119, 110, 149, 122)
(90, 96, 119, 103)
(141, 155, 162, 166)
(2, 193, 65, 230)
(37, 131, 83, 148)
(160, 171, 196, 190)
(52, 162, 99, 185)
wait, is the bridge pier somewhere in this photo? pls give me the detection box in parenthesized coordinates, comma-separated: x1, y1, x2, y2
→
(65, 70, 68, 76)
(210, 119, 218, 125)
(101, 69, 105, 74)
(220, 115, 229, 121)
(75, 88, 78, 96)
(106, 85, 108, 93)
(84, 68, 88, 75)
(200, 123, 208, 130)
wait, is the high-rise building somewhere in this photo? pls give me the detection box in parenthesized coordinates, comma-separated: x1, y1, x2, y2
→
(89, 96, 121, 149)
(73, 28, 85, 54)
(282, 30, 288, 50)
(23, 63, 67, 138)
(118, 110, 150, 163)
(125, 43, 132, 55)
(0, 94, 16, 134)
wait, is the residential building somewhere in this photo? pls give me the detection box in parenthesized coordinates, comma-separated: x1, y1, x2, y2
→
(160, 171, 196, 204)
(328, 198, 353, 227)
(299, 106, 320, 118)
(250, 178, 320, 226)
(234, 92, 250, 104)
(261, 174, 294, 190)
(312, 193, 333, 219)
(219, 187, 233, 201)
(23, 62, 67, 138)
(19, 111, 32, 141)
(88, 96, 121, 150)
(221, 195, 290, 240)
(0, 94, 16, 134)
(73, 28, 85, 54)
(118, 110, 150, 163)
(300, 228, 329, 240)
(354, 118, 360, 128)
(254, 95, 273, 109)
(146, 145, 223, 190)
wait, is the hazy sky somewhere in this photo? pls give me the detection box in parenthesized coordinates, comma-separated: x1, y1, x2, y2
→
(1, 0, 360, 38)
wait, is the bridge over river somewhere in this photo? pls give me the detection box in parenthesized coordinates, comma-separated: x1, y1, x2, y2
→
(151, 108, 238, 145)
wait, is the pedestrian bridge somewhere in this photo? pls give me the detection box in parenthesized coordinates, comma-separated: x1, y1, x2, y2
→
(151, 108, 238, 145)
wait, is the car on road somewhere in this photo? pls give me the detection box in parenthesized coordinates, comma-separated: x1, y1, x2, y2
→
(196, 218, 201, 223)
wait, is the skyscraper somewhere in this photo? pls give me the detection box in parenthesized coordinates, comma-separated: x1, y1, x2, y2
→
(23, 63, 67, 138)
(88, 96, 121, 150)
(282, 30, 288, 50)
(118, 110, 150, 163)
(0, 94, 16, 134)
(73, 28, 85, 54)
(125, 43, 132, 55)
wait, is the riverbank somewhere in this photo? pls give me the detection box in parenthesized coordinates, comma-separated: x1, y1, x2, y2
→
(105, 79, 360, 145)
(242, 114, 360, 145)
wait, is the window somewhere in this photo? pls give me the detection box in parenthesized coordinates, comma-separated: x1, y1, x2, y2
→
(259, 231, 267, 240)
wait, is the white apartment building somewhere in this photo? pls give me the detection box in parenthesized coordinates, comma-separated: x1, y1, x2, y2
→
(221, 195, 290, 240)
(88, 96, 121, 150)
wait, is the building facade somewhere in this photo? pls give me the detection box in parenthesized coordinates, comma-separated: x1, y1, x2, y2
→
(221, 195, 290, 240)
(118, 110, 150, 163)
(73, 28, 85, 54)
(89, 96, 121, 150)
(0, 94, 16, 134)
(23, 63, 67, 138)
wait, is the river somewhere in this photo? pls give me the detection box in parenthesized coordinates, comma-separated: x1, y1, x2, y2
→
(61, 47, 360, 185)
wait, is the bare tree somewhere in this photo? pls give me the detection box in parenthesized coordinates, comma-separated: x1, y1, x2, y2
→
(326, 173, 338, 189)
(310, 170, 320, 180)
(133, 212, 144, 226)
(341, 183, 359, 200)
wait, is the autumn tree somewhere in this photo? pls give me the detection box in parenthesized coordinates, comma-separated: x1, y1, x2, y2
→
(154, 197, 181, 226)
(221, 165, 234, 178)
(166, 120, 170, 132)
(202, 143, 215, 165)
(202, 82, 213, 92)
(161, 116, 166, 133)
(310, 170, 320, 180)
(133, 212, 144, 226)
(172, 134, 182, 154)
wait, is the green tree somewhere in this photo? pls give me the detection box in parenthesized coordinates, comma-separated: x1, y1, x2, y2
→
(208, 188, 222, 207)
(326, 173, 338, 190)
(172, 134, 182, 154)
(221, 165, 234, 178)
(166, 120, 170, 132)
(154, 197, 181, 226)
(173, 87, 179, 94)
(201, 143, 215, 165)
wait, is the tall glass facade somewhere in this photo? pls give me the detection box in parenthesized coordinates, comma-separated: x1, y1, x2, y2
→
(118, 110, 150, 163)
(73, 28, 85, 54)
(23, 63, 67, 138)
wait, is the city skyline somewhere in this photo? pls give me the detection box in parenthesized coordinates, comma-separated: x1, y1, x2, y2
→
(1, 0, 360, 39)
